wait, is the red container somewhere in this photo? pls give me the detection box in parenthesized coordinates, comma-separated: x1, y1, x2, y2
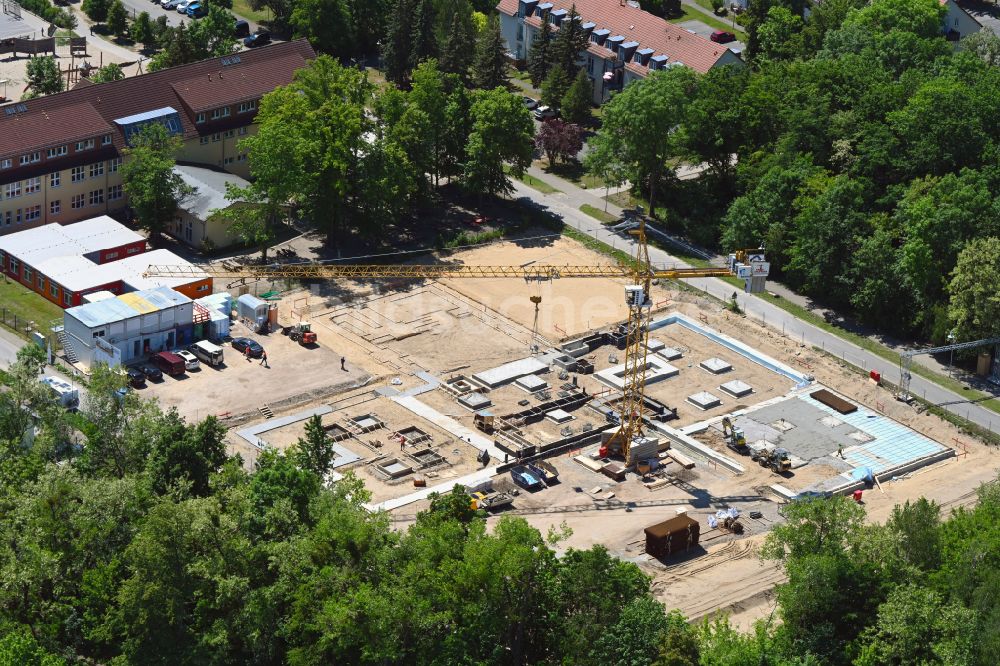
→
(870, 370, 881, 384)
(853, 489, 863, 503)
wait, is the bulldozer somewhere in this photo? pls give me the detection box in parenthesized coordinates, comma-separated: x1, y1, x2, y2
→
(750, 442, 792, 474)
(287, 321, 317, 345)
(721, 416, 748, 455)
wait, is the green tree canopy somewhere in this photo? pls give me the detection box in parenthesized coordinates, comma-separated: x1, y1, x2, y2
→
(120, 123, 193, 245)
(463, 87, 534, 197)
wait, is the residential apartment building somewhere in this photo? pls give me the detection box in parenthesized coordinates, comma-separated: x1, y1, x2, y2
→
(0, 39, 316, 236)
(497, 0, 743, 104)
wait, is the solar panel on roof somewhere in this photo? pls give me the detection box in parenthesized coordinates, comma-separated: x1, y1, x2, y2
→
(221, 55, 241, 66)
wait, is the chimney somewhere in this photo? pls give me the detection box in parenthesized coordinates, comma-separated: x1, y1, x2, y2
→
(208, 73, 212, 81)
(218, 71, 223, 79)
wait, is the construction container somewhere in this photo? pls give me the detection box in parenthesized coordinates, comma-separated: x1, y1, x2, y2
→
(644, 515, 700, 558)
(237, 294, 269, 330)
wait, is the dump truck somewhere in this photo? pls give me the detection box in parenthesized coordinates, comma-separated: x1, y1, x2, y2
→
(469, 490, 514, 512)
(527, 460, 559, 485)
(749, 441, 792, 473)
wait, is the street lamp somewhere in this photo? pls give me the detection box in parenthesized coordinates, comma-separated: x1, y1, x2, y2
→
(947, 330, 956, 378)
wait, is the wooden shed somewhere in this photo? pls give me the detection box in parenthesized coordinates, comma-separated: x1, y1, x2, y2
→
(644, 515, 700, 558)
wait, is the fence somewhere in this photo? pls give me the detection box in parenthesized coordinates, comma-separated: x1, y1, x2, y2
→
(0, 307, 39, 336)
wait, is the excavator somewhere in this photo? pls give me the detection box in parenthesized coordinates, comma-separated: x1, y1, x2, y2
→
(721, 416, 749, 455)
(145, 219, 770, 466)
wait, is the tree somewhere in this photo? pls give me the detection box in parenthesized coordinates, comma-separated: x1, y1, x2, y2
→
(24, 56, 63, 98)
(410, 0, 438, 65)
(90, 62, 124, 83)
(439, 11, 472, 82)
(528, 18, 552, 87)
(586, 67, 696, 217)
(540, 66, 570, 110)
(292, 414, 336, 478)
(148, 22, 198, 71)
(130, 12, 156, 50)
(121, 123, 192, 245)
(963, 30, 1000, 67)
(106, 0, 128, 39)
(463, 87, 534, 197)
(82, 0, 110, 23)
(756, 6, 804, 62)
(948, 237, 1000, 342)
(887, 498, 941, 573)
(560, 68, 592, 125)
(291, 0, 356, 57)
(239, 55, 373, 247)
(652, 610, 699, 666)
(188, 4, 239, 57)
(471, 15, 507, 90)
(535, 118, 583, 165)
(842, 0, 947, 39)
(384, 0, 416, 84)
(348, 0, 391, 55)
(549, 6, 588, 81)
(0, 626, 66, 665)
(145, 413, 228, 497)
(591, 598, 673, 665)
(409, 59, 450, 186)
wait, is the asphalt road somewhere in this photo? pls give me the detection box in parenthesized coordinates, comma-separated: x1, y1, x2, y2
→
(506, 177, 1000, 437)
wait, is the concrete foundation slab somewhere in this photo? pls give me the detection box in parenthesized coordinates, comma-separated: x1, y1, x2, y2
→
(458, 392, 492, 410)
(700, 357, 732, 374)
(646, 339, 666, 353)
(330, 443, 362, 469)
(515, 374, 549, 393)
(472, 357, 548, 388)
(657, 346, 683, 361)
(596, 355, 679, 390)
(719, 380, 753, 398)
(687, 391, 722, 410)
(547, 408, 574, 423)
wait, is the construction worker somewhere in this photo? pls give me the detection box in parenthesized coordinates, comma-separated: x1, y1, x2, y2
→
(244, 346, 251, 362)
(260, 351, 269, 368)
(340, 356, 346, 371)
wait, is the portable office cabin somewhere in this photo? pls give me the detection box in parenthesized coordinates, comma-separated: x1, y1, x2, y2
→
(237, 294, 269, 330)
(644, 515, 700, 558)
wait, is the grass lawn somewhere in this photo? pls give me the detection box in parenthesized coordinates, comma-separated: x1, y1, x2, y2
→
(0, 278, 63, 339)
(579, 204, 617, 224)
(668, 8, 747, 42)
(508, 167, 561, 194)
(232, 0, 270, 23)
(542, 160, 607, 190)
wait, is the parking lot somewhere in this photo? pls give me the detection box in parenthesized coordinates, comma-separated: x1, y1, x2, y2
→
(134, 320, 370, 423)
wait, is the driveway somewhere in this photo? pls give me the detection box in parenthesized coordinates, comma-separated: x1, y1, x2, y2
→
(676, 20, 745, 52)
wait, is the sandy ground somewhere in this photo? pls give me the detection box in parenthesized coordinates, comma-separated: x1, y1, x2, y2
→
(202, 234, 1000, 630)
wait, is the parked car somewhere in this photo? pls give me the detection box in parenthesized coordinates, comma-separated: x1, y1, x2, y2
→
(710, 30, 736, 44)
(522, 96, 538, 110)
(510, 465, 544, 492)
(151, 351, 186, 376)
(186, 2, 207, 17)
(533, 105, 557, 120)
(244, 30, 271, 48)
(176, 0, 195, 11)
(161, 0, 182, 8)
(234, 19, 251, 38)
(126, 367, 146, 388)
(174, 349, 200, 371)
(231, 337, 264, 358)
(139, 363, 163, 383)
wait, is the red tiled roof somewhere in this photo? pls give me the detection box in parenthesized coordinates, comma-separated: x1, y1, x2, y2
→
(499, 0, 736, 74)
(0, 39, 315, 163)
(0, 102, 113, 156)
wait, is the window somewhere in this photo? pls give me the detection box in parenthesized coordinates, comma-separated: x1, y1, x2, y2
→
(71, 166, 85, 182)
(212, 133, 221, 142)
(71, 194, 85, 209)
(23, 266, 32, 282)
(5, 182, 20, 199)
(36, 274, 43, 289)
(105, 251, 118, 260)
(211, 108, 221, 119)
(9, 257, 18, 273)
(0, 158, 10, 169)
(238, 100, 256, 113)
(13, 208, 20, 225)
(3, 211, 9, 226)
(50, 282, 58, 298)
(108, 157, 122, 173)
(89, 189, 104, 206)
(50, 172, 60, 188)
(108, 184, 123, 200)
(224, 129, 234, 138)
(102, 134, 112, 145)
(224, 156, 234, 165)
(196, 112, 206, 123)
(90, 162, 104, 178)
(76, 139, 95, 151)
(199, 136, 209, 145)
(221, 106, 230, 117)
(20, 152, 40, 165)
(587, 56, 594, 74)
(237, 153, 247, 162)
(24, 205, 40, 222)
(126, 246, 140, 255)
(24, 177, 40, 194)
(47, 145, 67, 158)
(238, 127, 248, 136)
(50, 200, 61, 215)
(63, 292, 71, 306)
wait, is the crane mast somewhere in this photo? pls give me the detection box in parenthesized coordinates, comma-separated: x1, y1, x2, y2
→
(144, 223, 769, 466)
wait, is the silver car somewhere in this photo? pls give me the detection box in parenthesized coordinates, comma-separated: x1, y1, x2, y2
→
(161, 0, 182, 9)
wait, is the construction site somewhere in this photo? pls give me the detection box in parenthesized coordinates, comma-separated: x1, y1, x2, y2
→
(163, 226, 1000, 628)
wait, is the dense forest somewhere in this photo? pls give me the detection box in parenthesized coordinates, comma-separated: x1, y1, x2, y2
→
(2, 344, 1000, 664)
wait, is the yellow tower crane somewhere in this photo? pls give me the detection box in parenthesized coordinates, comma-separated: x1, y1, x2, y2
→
(145, 220, 769, 465)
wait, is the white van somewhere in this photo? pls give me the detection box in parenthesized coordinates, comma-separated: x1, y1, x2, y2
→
(189, 340, 224, 367)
